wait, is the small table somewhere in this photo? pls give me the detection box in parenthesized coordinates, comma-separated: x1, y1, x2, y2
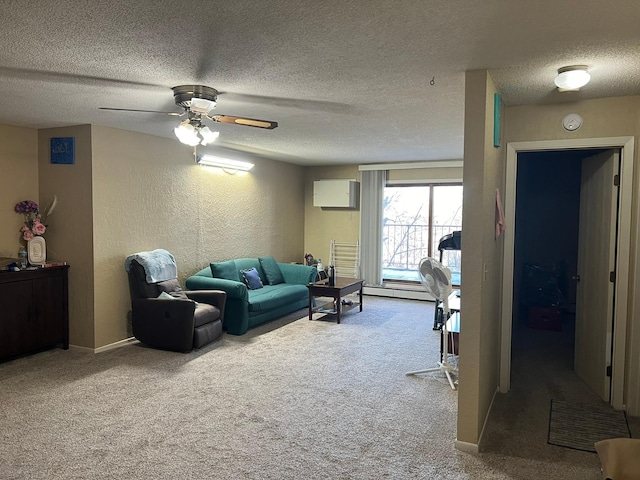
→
(307, 277, 364, 323)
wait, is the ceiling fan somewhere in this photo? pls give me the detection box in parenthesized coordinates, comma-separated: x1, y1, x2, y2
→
(100, 85, 278, 146)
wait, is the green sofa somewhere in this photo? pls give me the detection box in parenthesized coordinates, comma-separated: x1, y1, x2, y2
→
(185, 257, 318, 335)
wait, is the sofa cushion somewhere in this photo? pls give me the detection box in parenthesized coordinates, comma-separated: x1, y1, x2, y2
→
(241, 267, 264, 290)
(259, 256, 285, 285)
(234, 258, 264, 281)
(247, 284, 308, 312)
(211, 260, 239, 282)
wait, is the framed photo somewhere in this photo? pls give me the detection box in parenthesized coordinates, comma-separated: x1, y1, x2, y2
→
(50, 137, 75, 165)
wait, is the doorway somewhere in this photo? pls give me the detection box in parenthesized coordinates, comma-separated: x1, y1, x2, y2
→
(500, 137, 634, 411)
(513, 148, 614, 401)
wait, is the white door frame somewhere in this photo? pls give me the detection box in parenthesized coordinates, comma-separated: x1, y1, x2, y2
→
(499, 137, 634, 411)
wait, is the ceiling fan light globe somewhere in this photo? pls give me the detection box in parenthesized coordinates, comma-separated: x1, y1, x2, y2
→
(174, 121, 201, 146)
(199, 126, 220, 145)
(180, 134, 201, 147)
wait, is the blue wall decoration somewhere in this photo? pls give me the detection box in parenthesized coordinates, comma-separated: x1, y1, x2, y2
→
(50, 137, 75, 165)
(493, 93, 503, 148)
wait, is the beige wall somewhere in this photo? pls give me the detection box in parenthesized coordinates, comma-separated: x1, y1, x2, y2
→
(303, 164, 463, 268)
(38, 125, 95, 348)
(459, 91, 640, 448)
(0, 125, 38, 257)
(457, 70, 505, 448)
(304, 165, 361, 265)
(505, 96, 640, 143)
(5, 123, 305, 349)
(387, 166, 463, 183)
(505, 95, 640, 413)
(90, 126, 305, 348)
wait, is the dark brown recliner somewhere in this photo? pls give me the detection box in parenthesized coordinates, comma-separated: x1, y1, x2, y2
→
(127, 257, 226, 352)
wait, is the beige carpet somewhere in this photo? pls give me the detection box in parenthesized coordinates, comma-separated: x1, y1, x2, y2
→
(0, 296, 603, 479)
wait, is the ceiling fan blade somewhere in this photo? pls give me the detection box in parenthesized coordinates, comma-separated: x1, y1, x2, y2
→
(0, 66, 167, 91)
(220, 92, 356, 114)
(209, 115, 278, 129)
(99, 107, 184, 116)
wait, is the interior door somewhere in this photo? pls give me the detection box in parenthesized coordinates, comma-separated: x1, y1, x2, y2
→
(574, 150, 619, 401)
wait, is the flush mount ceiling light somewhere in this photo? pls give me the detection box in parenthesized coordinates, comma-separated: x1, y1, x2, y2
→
(196, 154, 254, 173)
(554, 65, 590, 92)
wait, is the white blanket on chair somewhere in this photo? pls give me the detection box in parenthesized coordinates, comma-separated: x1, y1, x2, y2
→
(125, 249, 177, 283)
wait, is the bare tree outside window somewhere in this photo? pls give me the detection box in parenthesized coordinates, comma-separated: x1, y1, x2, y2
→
(383, 184, 462, 283)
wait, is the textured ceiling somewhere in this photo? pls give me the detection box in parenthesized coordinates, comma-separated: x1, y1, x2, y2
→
(1, 1, 639, 166)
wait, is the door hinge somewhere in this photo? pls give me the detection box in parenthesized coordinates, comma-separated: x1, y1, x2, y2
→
(607, 365, 612, 377)
(610, 271, 616, 283)
(614, 174, 620, 186)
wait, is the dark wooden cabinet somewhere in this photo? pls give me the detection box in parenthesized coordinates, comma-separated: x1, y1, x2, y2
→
(0, 265, 69, 361)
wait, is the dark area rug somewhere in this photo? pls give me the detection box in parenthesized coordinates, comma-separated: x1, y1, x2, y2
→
(548, 399, 631, 453)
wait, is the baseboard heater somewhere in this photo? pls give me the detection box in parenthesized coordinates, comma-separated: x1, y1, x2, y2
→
(363, 285, 435, 302)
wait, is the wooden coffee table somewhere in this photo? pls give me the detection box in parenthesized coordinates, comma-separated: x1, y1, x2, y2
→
(307, 277, 364, 323)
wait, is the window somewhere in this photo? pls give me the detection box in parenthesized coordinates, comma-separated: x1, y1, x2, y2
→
(382, 183, 462, 284)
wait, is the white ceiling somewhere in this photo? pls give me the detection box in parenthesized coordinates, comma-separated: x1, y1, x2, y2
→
(2, 1, 639, 166)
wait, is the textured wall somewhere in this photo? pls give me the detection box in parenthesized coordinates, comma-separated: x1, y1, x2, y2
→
(457, 70, 505, 448)
(91, 126, 305, 348)
(458, 89, 640, 447)
(0, 124, 38, 258)
(303, 164, 464, 269)
(505, 96, 640, 414)
(387, 166, 463, 183)
(38, 125, 95, 349)
(304, 165, 361, 266)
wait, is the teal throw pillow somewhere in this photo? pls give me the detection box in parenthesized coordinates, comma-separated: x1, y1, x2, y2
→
(258, 256, 285, 285)
(241, 267, 264, 290)
(210, 260, 239, 282)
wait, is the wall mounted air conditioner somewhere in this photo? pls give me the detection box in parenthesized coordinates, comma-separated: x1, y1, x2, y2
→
(313, 179, 359, 208)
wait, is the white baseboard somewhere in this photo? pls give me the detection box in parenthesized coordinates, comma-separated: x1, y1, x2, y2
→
(477, 386, 499, 452)
(95, 337, 138, 353)
(68, 344, 94, 353)
(454, 386, 498, 454)
(454, 440, 479, 454)
(70, 337, 138, 354)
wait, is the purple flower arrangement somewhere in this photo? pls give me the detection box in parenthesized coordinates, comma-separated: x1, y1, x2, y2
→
(14, 200, 46, 241)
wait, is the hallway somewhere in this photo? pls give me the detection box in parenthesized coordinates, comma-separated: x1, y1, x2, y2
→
(479, 313, 639, 478)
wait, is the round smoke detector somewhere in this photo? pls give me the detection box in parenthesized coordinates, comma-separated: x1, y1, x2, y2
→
(562, 113, 583, 132)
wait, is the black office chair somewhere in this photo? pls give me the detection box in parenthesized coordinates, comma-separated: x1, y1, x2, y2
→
(433, 231, 461, 330)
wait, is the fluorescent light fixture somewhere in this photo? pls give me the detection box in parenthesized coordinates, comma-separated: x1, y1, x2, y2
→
(197, 154, 254, 172)
(174, 120, 220, 146)
(554, 65, 590, 91)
